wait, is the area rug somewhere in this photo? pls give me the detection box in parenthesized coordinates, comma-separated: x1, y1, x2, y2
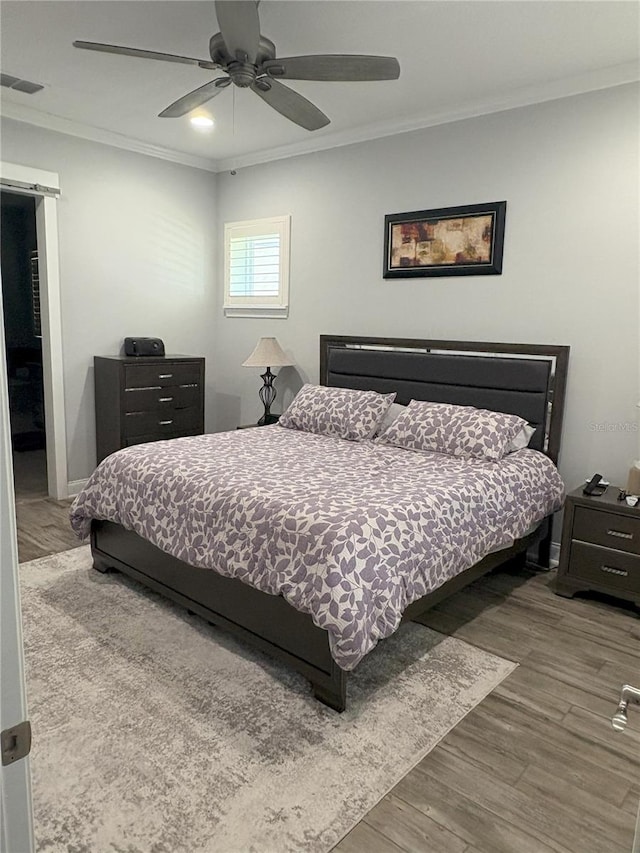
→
(20, 546, 516, 853)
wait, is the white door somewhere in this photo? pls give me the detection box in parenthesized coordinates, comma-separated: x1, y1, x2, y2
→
(0, 279, 35, 852)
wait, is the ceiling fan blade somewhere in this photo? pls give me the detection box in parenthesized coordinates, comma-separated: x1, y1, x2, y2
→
(262, 55, 400, 82)
(215, 1, 261, 62)
(251, 79, 330, 131)
(73, 41, 218, 70)
(159, 78, 231, 118)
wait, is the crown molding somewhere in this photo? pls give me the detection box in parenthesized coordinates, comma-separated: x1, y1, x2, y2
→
(1, 61, 637, 174)
(0, 101, 217, 173)
(216, 61, 640, 172)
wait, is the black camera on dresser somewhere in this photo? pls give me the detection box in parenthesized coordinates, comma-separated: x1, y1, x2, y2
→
(94, 355, 205, 464)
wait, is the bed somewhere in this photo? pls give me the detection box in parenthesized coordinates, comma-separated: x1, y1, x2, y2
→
(72, 335, 569, 711)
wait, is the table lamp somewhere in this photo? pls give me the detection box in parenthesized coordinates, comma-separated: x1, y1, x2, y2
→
(242, 337, 293, 425)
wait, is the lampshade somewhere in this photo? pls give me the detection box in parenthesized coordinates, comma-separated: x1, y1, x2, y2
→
(242, 337, 292, 368)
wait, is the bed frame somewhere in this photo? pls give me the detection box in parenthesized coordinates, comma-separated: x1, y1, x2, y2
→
(91, 336, 569, 711)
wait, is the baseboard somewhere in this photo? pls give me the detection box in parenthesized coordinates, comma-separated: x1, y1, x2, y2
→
(67, 478, 88, 498)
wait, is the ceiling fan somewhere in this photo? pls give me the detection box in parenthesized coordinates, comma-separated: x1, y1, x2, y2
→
(73, 1, 400, 131)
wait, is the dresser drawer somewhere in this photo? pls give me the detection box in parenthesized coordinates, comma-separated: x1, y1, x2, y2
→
(573, 506, 640, 556)
(124, 362, 201, 389)
(123, 407, 202, 438)
(567, 541, 640, 594)
(123, 385, 201, 413)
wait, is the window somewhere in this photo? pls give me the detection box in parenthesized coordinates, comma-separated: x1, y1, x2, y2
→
(224, 215, 290, 318)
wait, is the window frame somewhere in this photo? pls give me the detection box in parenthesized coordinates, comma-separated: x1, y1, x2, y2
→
(223, 214, 290, 318)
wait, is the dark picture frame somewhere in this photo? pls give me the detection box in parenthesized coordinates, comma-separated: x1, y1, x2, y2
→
(383, 200, 506, 278)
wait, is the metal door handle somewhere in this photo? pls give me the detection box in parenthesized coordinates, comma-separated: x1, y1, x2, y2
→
(612, 684, 640, 731)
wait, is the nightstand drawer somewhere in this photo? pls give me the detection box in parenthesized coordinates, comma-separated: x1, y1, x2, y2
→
(123, 385, 201, 413)
(573, 506, 640, 556)
(123, 408, 202, 438)
(124, 362, 201, 389)
(568, 541, 640, 594)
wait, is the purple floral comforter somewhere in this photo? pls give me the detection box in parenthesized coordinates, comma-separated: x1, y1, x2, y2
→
(70, 426, 564, 670)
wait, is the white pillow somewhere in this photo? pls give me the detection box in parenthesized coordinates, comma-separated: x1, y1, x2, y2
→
(374, 402, 406, 436)
(507, 423, 536, 453)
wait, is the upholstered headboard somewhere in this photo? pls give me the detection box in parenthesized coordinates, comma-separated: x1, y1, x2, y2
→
(320, 336, 569, 463)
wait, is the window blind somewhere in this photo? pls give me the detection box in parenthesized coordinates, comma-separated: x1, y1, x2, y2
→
(229, 232, 280, 298)
(224, 214, 290, 318)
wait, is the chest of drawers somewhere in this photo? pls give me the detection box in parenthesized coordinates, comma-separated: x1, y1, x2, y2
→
(94, 355, 205, 463)
(556, 486, 640, 607)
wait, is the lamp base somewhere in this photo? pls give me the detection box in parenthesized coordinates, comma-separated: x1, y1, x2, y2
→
(257, 367, 279, 426)
(257, 413, 280, 426)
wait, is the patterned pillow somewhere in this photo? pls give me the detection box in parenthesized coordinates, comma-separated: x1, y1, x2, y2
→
(376, 400, 527, 460)
(279, 384, 396, 441)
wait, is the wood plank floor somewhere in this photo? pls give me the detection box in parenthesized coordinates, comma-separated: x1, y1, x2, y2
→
(16, 496, 81, 561)
(15, 486, 640, 852)
(336, 566, 640, 853)
(13, 449, 82, 562)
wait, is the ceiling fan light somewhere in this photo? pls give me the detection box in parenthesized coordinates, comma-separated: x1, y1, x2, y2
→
(190, 114, 215, 129)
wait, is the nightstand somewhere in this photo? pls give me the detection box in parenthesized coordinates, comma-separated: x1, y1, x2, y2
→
(556, 486, 640, 607)
(236, 416, 280, 430)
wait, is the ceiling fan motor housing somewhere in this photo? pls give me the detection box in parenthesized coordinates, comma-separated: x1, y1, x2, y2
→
(209, 32, 276, 87)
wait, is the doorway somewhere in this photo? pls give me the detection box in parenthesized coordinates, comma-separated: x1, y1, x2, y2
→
(0, 160, 67, 500)
(1, 191, 47, 501)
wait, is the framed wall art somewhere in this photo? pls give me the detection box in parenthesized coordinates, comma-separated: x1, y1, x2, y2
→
(383, 200, 506, 278)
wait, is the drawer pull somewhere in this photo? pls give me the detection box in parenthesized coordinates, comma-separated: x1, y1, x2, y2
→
(125, 386, 161, 392)
(158, 396, 173, 402)
(600, 565, 628, 578)
(607, 529, 633, 540)
(158, 373, 173, 379)
(159, 419, 173, 426)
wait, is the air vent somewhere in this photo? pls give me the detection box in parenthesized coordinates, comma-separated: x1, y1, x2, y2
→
(1, 73, 44, 95)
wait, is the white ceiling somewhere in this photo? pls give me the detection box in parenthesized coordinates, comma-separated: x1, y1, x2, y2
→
(1, 1, 638, 172)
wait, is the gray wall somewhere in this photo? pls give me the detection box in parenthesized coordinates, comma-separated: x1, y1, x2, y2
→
(0, 118, 217, 482)
(214, 83, 640, 494)
(1, 82, 638, 496)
